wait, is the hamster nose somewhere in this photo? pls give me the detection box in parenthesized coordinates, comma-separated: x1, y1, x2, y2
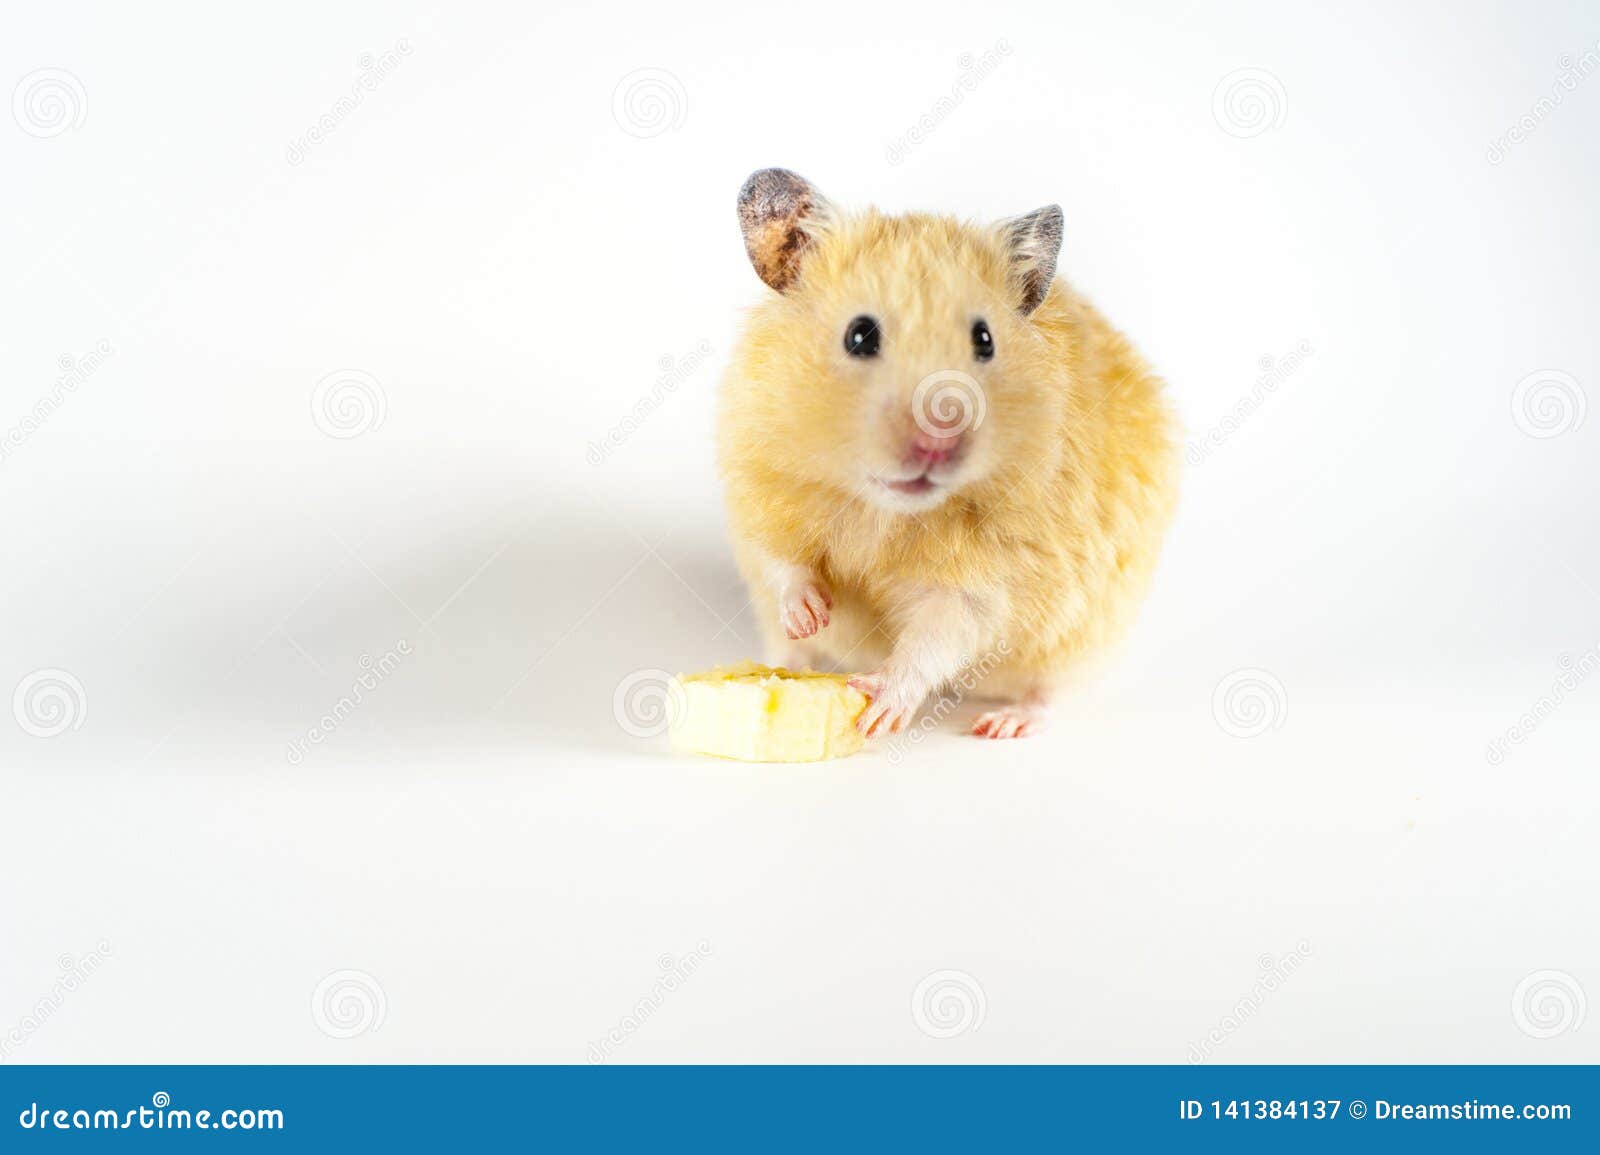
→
(909, 427, 963, 465)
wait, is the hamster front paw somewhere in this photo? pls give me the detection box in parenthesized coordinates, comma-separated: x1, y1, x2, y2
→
(848, 670, 926, 737)
(779, 578, 832, 640)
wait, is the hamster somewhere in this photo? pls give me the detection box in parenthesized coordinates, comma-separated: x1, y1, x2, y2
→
(719, 168, 1178, 740)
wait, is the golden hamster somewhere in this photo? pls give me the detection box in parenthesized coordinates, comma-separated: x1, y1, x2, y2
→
(719, 169, 1178, 740)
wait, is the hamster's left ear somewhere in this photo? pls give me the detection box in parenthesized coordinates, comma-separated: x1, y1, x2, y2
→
(998, 205, 1064, 315)
(737, 168, 834, 293)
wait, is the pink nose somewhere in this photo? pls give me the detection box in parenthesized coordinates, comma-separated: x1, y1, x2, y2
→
(910, 427, 962, 465)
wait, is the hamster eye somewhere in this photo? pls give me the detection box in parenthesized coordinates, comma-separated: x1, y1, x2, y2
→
(972, 319, 995, 361)
(843, 315, 881, 358)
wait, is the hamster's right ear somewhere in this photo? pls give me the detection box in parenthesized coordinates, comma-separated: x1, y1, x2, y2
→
(737, 168, 834, 293)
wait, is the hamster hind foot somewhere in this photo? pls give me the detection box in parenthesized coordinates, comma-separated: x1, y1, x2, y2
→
(971, 693, 1051, 740)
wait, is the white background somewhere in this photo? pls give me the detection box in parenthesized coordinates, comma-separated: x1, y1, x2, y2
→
(3, 0, 1596, 1063)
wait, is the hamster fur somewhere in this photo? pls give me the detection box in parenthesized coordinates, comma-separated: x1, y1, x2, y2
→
(719, 168, 1178, 739)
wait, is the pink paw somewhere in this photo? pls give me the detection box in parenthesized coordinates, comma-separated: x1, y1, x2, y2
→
(972, 703, 1046, 740)
(779, 580, 832, 640)
(848, 671, 924, 738)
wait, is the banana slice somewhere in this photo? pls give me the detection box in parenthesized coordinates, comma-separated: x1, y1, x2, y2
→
(669, 663, 867, 762)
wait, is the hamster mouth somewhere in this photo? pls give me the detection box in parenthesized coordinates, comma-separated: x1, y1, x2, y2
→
(879, 474, 938, 496)
(864, 467, 958, 512)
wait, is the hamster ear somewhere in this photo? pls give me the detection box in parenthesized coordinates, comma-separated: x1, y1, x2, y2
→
(738, 168, 834, 293)
(997, 205, 1064, 315)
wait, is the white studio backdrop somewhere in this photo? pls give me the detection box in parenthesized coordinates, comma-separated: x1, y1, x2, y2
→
(1, 0, 1596, 1063)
